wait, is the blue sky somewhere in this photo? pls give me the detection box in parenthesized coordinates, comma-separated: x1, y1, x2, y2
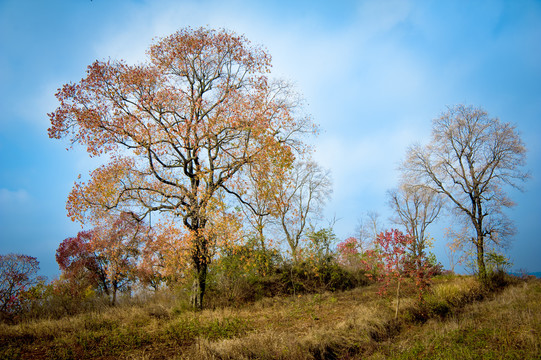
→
(1, 0, 540, 278)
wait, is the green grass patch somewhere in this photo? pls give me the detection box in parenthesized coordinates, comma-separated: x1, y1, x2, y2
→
(371, 279, 541, 360)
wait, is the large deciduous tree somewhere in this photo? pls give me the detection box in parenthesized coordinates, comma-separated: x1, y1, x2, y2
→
(48, 27, 312, 308)
(403, 105, 528, 283)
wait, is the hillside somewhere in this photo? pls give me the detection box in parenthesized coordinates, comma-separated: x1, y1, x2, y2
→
(1, 275, 539, 359)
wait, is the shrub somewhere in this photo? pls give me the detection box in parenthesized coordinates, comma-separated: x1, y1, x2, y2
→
(277, 260, 369, 295)
(19, 276, 107, 320)
(205, 242, 284, 307)
(204, 252, 370, 308)
(407, 276, 485, 322)
(0, 253, 44, 322)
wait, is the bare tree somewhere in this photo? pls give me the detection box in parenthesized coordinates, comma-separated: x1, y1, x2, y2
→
(387, 184, 443, 269)
(239, 161, 285, 253)
(274, 160, 332, 261)
(354, 211, 383, 252)
(366, 211, 383, 243)
(402, 105, 528, 283)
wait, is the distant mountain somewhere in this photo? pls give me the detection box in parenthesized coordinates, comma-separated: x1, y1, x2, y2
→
(511, 271, 541, 278)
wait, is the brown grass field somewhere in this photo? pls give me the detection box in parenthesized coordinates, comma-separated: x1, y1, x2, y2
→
(1, 275, 539, 359)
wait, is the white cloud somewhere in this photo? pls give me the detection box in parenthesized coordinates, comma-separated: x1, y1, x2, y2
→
(0, 188, 30, 206)
(91, 0, 248, 64)
(314, 126, 419, 201)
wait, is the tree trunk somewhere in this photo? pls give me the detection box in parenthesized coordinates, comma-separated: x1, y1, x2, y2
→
(257, 222, 266, 253)
(395, 278, 401, 320)
(476, 237, 487, 285)
(190, 263, 207, 310)
(187, 223, 210, 310)
(291, 247, 298, 263)
(111, 282, 118, 306)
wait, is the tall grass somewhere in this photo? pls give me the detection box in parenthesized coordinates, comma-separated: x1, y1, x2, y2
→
(1, 275, 539, 360)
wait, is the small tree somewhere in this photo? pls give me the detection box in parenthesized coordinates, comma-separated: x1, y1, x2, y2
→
(0, 254, 43, 320)
(140, 220, 190, 287)
(368, 230, 412, 319)
(240, 159, 290, 255)
(337, 237, 361, 269)
(443, 225, 471, 274)
(364, 230, 436, 319)
(56, 230, 109, 295)
(57, 212, 149, 305)
(306, 226, 336, 265)
(137, 242, 166, 291)
(444, 243, 459, 274)
(352, 211, 383, 253)
(485, 250, 512, 274)
(91, 212, 148, 305)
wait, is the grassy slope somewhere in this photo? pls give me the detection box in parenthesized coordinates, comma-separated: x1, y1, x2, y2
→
(369, 279, 541, 360)
(0, 276, 539, 359)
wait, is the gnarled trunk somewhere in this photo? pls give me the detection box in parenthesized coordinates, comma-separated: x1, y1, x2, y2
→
(190, 263, 207, 310)
(189, 228, 210, 310)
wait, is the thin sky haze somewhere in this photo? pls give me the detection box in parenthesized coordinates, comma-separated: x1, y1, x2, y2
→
(1, 0, 540, 277)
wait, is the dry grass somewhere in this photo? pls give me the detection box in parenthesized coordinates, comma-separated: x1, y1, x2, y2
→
(197, 291, 392, 360)
(369, 278, 541, 359)
(1, 275, 539, 360)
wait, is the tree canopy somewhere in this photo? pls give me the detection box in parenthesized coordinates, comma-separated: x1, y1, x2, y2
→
(403, 104, 528, 282)
(48, 27, 315, 308)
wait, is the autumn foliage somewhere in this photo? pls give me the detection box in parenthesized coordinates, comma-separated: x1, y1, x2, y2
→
(0, 254, 43, 320)
(56, 230, 105, 293)
(337, 237, 361, 269)
(56, 212, 149, 305)
(42, 26, 487, 318)
(362, 229, 438, 318)
(48, 27, 314, 308)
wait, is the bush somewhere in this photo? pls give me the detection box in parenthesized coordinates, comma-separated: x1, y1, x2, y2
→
(487, 269, 520, 290)
(275, 260, 370, 295)
(17, 276, 115, 321)
(0, 253, 44, 322)
(205, 243, 284, 307)
(406, 276, 485, 322)
(204, 248, 371, 308)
